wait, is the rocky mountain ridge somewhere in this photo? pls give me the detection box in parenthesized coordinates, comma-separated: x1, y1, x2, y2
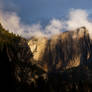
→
(28, 27, 91, 72)
(1, 23, 92, 91)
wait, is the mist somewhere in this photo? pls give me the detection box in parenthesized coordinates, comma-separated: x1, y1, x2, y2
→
(0, 9, 92, 39)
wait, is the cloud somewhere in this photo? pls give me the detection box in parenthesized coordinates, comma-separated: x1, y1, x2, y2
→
(0, 10, 24, 35)
(66, 9, 92, 38)
(45, 19, 63, 37)
(0, 10, 43, 38)
(0, 10, 64, 38)
(0, 8, 92, 39)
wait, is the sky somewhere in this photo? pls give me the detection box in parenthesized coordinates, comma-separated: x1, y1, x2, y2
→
(0, 0, 92, 38)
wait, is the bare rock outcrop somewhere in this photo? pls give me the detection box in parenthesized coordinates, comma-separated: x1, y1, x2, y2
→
(28, 27, 91, 72)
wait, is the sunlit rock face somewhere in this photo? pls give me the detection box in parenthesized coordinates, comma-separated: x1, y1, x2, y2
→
(28, 27, 91, 72)
(28, 37, 48, 62)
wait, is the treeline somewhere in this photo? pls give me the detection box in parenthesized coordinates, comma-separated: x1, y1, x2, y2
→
(0, 23, 21, 51)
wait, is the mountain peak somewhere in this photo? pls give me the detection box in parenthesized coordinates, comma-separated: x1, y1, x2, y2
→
(70, 26, 89, 39)
(76, 26, 89, 38)
(28, 26, 91, 71)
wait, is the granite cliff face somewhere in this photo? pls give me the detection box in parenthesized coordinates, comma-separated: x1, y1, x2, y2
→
(0, 24, 46, 90)
(28, 27, 92, 72)
(1, 23, 92, 91)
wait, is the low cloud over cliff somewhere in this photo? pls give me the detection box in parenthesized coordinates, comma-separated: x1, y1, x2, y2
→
(0, 9, 92, 39)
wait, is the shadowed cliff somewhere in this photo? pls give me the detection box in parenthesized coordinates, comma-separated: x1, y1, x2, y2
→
(1, 23, 92, 92)
(28, 27, 92, 72)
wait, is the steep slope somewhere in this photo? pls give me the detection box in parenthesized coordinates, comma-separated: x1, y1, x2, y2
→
(0, 23, 46, 91)
(0, 23, 22, 91)
(0, 23, 32, 64)
(28, 27, 92, 72)
(1, 23, 92, 92)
